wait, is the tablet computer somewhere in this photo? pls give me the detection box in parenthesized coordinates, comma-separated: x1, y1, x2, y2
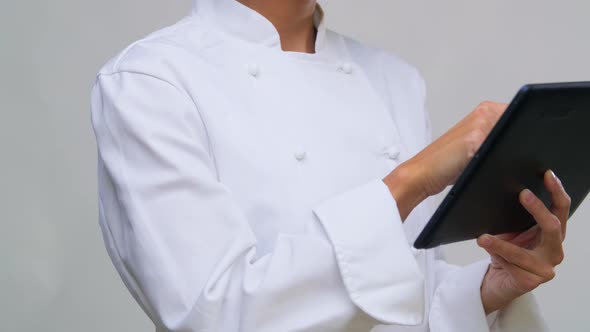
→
(414, 82, 590, 249)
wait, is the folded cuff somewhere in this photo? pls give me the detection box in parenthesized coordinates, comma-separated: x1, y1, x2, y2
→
(429, 259, 492, 332)
(313, 179, 424, 325)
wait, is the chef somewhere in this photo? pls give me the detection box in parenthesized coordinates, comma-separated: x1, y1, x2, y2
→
(90, 0, 570, 331)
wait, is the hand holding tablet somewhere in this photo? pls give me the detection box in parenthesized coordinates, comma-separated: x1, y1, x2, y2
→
(413, 82, 590, 249)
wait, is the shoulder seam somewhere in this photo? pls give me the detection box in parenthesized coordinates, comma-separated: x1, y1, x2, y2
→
(97, 70, 190, 102)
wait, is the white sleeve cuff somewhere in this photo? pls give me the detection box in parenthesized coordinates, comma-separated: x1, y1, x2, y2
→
(486, 310, 499, 327)
(429, 259, 491, 332)
(312, 179, 425, 326)
(489, 292, 549, 332)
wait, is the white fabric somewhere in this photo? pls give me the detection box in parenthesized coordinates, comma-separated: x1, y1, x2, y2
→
(90, 0, 549, 331)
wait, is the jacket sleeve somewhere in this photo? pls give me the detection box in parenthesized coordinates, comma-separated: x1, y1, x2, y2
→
(429, 249, 549, 332)
(415, 77, 549, 332)
(90, 71, 426, 332)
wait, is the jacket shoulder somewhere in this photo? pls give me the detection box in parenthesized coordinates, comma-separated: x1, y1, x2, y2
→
(97, 16, 209, 79)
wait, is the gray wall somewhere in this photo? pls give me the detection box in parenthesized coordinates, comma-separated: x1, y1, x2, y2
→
(1, 0, 588, 331)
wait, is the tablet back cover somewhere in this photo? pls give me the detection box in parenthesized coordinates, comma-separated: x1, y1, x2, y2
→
(414, 82, 590, 249)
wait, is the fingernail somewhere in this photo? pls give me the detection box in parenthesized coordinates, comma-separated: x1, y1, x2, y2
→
(549, 170, 559, 185)
(548, 169, 559, 183)
(480, 234, 493, 246)
(522, 189, 534, 203)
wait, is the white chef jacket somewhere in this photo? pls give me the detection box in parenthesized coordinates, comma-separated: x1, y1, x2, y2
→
(90, 1, 549, 331)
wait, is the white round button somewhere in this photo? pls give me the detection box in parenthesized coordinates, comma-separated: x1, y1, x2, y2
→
(294, 147, 306, 161)
(248, 64, 260, 77)
(384, 145, 400, 160)
(340, 62, 353, 74)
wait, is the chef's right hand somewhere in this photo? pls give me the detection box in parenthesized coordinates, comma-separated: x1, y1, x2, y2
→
(384, 101, 508, 221)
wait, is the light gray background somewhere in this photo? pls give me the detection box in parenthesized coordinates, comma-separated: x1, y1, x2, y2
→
(1, 0, 588, 331)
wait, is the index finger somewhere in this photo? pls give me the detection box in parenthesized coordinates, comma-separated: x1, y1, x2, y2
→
(519, 188, 563, 251)
(545, 170, 571, 239)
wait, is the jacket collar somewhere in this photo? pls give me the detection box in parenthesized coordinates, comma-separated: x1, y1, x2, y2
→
(192, 0, 327, 53)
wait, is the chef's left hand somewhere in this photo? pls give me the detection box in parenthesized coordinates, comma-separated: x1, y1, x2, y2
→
(477, 170, 570, 314)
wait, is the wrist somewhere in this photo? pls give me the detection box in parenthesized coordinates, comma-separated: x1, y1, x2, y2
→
(481, 265, 522, 314)
(383, 162, 429, 221)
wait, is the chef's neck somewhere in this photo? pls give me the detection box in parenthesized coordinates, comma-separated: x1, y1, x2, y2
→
(238, 0, 317, 53)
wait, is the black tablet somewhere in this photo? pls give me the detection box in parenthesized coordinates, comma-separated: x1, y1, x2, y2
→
(414, 82, 590, 249)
